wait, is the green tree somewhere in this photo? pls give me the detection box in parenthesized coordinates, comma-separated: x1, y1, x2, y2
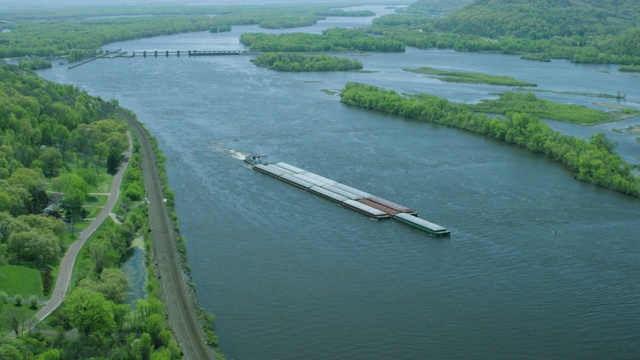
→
(39, 349, 62, 360)
(39, 147, 63, 177)
(589, 132, 617, 153)
(7, 230, 60, 268)
(138, 333, 152, 360)
(7, 168, 47, 214)
(96, 267, 130, 303)
(29, 295, 38, 309)
(64, 187, 88, 229)
(107, 150, 122, 174)
(64, 288, 115, 336)
(0, 343, 22, 360)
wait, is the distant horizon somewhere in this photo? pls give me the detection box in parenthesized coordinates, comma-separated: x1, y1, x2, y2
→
(1, 0, 403, 10)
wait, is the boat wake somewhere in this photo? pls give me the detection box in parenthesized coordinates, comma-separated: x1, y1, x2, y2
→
(229, 149, 250, 161)
(209, 142, 251, 161)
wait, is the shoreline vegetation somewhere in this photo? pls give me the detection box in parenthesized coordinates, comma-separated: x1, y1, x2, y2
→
(2, 0, 640, 357)
(516, 88, 628, 100)
(252, 52, 363, 72)
(240, 29, 405, 53)
(618, 65, 640, 72)
(340, 82, 640, 197)
(469, 91, 640, 124)
(0, 64, 218, 358)
(1, 0, 640, 66)
(404, 67, 537, 86)
(114, 106, 224, 352)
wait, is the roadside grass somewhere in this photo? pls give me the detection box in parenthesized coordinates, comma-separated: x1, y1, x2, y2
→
(95, 171, 114, 193)
(83, 207, 104, 219)
(0, 304, 40, 334)
(85, 193, 109, 207)
(0, 265, 44, 299)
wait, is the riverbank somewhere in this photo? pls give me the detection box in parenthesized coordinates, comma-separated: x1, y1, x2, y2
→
(115, 107, 220, 359)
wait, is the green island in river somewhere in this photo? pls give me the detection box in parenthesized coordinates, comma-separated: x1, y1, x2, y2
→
(404, 67, 537, 87)
(252, 52, 364, 72)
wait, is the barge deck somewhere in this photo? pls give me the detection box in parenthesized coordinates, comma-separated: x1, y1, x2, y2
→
(248, 158, 450, 236)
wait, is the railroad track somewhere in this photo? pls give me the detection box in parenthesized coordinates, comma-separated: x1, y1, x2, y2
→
(119, 108, 215, 360)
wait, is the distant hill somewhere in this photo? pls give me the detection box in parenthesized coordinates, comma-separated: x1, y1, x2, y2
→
(436, 0, 640, 39)
(400, 0, 474, 15)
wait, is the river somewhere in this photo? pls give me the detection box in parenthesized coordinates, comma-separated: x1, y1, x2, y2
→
(39, 7, 640, 359)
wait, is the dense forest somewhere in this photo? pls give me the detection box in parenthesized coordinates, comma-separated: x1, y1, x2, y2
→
(340, 83, 640, 197)
(0, 65, 189, 358)
(3, 0, 638, 65)
(240, 28, 405, 53)
(0, 4, 377, 60)
(370, 0, 640, 65)
(252, 53, 363, 72)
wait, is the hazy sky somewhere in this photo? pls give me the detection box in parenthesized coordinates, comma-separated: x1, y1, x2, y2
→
(1, 0, 374, 7)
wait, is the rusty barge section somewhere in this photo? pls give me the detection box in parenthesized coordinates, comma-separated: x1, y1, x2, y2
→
(250, 160, 450, 237)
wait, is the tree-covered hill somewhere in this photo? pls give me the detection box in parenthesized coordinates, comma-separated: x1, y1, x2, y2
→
(373, 0, 640, 64)
(436, 0, 640, 39)
(399, 0, 474, 14)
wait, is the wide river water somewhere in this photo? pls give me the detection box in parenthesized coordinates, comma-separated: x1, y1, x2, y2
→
(40, 7, 640, 359)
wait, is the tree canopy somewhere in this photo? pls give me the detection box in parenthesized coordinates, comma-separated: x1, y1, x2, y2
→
(252, 53, 363, 72)
(0, 65, 128, 270)
(340, 82, 640, 196)
(370, 0, 640, 65)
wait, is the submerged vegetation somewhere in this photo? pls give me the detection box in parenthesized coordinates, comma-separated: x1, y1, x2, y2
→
(252, 52, 363, 72)
(340, 82, 640, 197)
(521, 89, 627, 100)
(469, 91, 639, 124)
(404, 67, 537, 86)
(619, 65, 640, 72)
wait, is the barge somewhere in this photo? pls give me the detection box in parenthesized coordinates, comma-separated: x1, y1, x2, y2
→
(246, 155, 450, 237)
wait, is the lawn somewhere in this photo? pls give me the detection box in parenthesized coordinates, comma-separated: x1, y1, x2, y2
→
(0, 304, 39, 334)
(0, 265, 43, 299)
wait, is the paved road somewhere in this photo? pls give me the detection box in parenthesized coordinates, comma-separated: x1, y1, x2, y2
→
(33, 132, 133, 322)
(120, 109, 216, 359)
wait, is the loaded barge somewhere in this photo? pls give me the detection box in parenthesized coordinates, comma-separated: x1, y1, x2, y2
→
(245, 155, 450, 237)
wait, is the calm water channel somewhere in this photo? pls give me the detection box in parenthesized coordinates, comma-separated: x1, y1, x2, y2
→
(39, 7, 640, 359)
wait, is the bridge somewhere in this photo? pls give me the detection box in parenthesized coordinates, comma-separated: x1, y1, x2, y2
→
(131, 49, 245, 57)
(67, 49, 254, 69)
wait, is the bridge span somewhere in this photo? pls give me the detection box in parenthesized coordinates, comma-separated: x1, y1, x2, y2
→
(131, 49, 247, 57)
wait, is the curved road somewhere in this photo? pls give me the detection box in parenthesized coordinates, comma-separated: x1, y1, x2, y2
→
(33, 132, 133, 322)
(120, 109, 216, 360)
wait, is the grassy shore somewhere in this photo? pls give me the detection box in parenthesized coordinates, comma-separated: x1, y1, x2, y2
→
(404, 67, 537, 86)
